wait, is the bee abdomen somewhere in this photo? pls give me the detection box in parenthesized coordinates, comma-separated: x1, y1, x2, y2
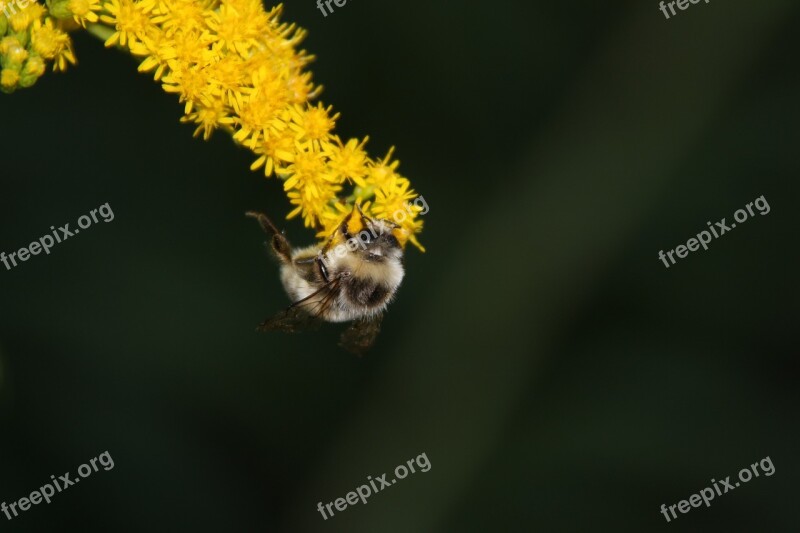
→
(344, 278, 392, 308)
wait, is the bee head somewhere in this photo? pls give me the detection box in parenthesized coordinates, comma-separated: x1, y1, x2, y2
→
(337, 205, 403, 263)
(354, 220, 402, 263)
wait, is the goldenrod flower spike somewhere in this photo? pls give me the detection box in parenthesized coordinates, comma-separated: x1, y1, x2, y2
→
(1, 0, 425, 251)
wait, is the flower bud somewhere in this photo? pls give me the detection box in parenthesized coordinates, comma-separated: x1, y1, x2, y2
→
(5, 40, 26, 64)
(19, 53, 43, 86)
(1, 66, 19, 92)
(47, 0, 73, 20)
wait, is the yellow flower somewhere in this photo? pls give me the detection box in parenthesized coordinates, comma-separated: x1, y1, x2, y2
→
(370, 148, 401, 187)
(2, 0, 425, 250)
(7, 2, 46, 33)
(151, 0, 210, 36)
(180, 99, 234, 140)
(0, 37, 21, 56)
(316, 200, 353, 239)
(283, 149, 340, 228)
(232, 74, 291, 149)
(19, 54, 46, 87)
(0, 37, 27, 66)
(204, 0, 270, 57)
(371, 179, 425, 251)
(130, 29, 174, 80)
(0, 68, 19, 91)
(30, 18, 75, 71)
(283, 148, 330, 193)
(67, 0, 102, 27)
(164, 28, 213, 68)
(250, 128, 296, 177)
(287, 181, 341, 229)
(161, 63, 216, 114)
(327, 136, 369, 186)
(100, 0, 157, 48)
(288, 102, 338, 151)
(204, 54, 250, 113)
(286, 71, 317, 104)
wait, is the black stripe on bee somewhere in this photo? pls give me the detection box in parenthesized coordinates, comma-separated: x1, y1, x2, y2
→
(366, 285, 390, 306)
(344, 278, 390, 307)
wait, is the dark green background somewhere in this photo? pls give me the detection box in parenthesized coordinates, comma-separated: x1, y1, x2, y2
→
(1, 0, 798, 531)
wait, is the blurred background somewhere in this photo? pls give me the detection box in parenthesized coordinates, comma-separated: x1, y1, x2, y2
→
(1, 0, 798, 531)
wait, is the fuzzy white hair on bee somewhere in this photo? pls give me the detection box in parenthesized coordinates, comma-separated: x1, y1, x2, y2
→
(245, 204, 404, 355)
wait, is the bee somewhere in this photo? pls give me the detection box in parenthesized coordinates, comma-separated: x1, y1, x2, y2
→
(246, 204, 405, 355)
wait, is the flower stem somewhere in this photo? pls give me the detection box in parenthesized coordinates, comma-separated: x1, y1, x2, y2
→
(85, 23, 114, 43)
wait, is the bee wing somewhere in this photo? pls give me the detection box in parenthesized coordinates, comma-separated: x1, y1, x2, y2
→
(257, 276, 342, 333)
(257, 304, 324, 333)
(339, 314, 384, 357)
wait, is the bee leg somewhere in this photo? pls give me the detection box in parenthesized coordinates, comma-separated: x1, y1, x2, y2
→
(339, 313, 383, 356)
(245, 211, 292, 263)
(319, 208, 356, 256)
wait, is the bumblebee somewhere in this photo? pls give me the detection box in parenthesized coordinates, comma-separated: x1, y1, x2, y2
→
(246, 205, 404, 355)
